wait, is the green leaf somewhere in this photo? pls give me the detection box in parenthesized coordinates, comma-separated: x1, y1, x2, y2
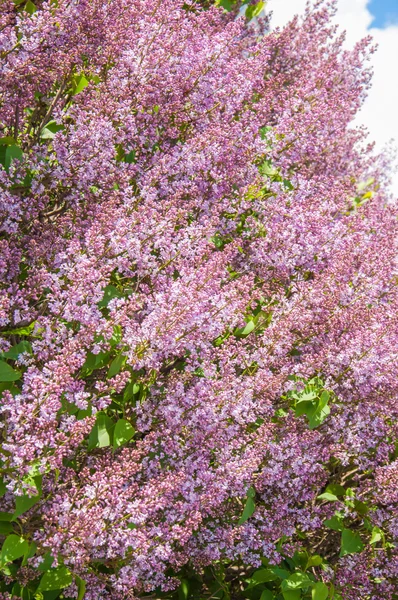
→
(24, 0, 37, 14)
(325, 484, 346, 497)
(73, 75, 89, 95)
(0, 381, 20, 396)
(20, 541, 37, 568)
(109, 326, 122, 347)
(306, 555, 323, 568)
(107, 353, 126, 378)
(281, 572, 312, 591)
(270, 567, 290, 580)
(370, 527, 384, 545)
(283, 179, 294, 191)
(0, 144, 23, 172)
(260, 159, 279, 177)
(0, 136, 18, 145)
(38, 567, 73, 591)
(123, 381, 140, 402)
(178, 579, 189, 600)
(1, 341, 32, 360)
(282, 591, 301, 600)
(0, 522, 13, 535)
(123, 150, 136, 164)
(1, 322, 36, 336)
(42, 591, 61, 600)
(309, 408, 330, 429)
(340, 529, 364, 557)
(13, 493, 40, 520)
(98, 285, 124, 308)
(113, 419, 135, 449)
(292, 550, 308, 570)
(308, 402, 330, 430)
(81, 350, 111, 373)
(319, 390, 330, 404)
(260, 591, 275, 600)
(38, 552, 54, 572)
(252, 568, 279, 583)
(14, 584, 33, 599)
(353, 499, 369, 516)
(260, 125, 272, 140)
(324, 514, 344, 532)
(317, 492, 339, 502)
(0, 512, 13, 521)
(311, 582, 329, 600)
(294, 392, 317, 403)
(294, 402, 313, 418)
(0, 360, 21, 382)
(87, 413, 114, 449)
(40, 121, 64, 140)
(218, 0, 234, 10)
(247, 485, 255, 497)
(238, 487, 256, 525)
(235, 320, 255, 338)
(245, 1, 265, 19)
(76, 576, 86, 600)
(11, 583, 24, 598)
(0, 535, 29, 565)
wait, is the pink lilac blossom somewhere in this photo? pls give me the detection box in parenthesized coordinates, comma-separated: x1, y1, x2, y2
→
(0, 0, 398, 597)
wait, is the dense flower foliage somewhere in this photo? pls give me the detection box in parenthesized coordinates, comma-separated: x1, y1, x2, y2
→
(0, 0, 398, 598)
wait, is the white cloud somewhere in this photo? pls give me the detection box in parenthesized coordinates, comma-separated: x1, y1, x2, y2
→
(267, 0, 398, 196)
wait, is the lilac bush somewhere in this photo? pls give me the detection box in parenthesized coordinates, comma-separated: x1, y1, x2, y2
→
(0, 0, 398, 598)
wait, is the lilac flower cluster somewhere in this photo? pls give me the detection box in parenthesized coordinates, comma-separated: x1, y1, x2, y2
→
(0, 0, 398, 598)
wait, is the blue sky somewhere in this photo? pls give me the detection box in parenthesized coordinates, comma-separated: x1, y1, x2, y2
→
(270, 0, 398, 195)
(369, 0, 398, 27)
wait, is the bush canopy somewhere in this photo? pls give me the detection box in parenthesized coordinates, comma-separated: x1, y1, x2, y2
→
(0, 0, 398, 598)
